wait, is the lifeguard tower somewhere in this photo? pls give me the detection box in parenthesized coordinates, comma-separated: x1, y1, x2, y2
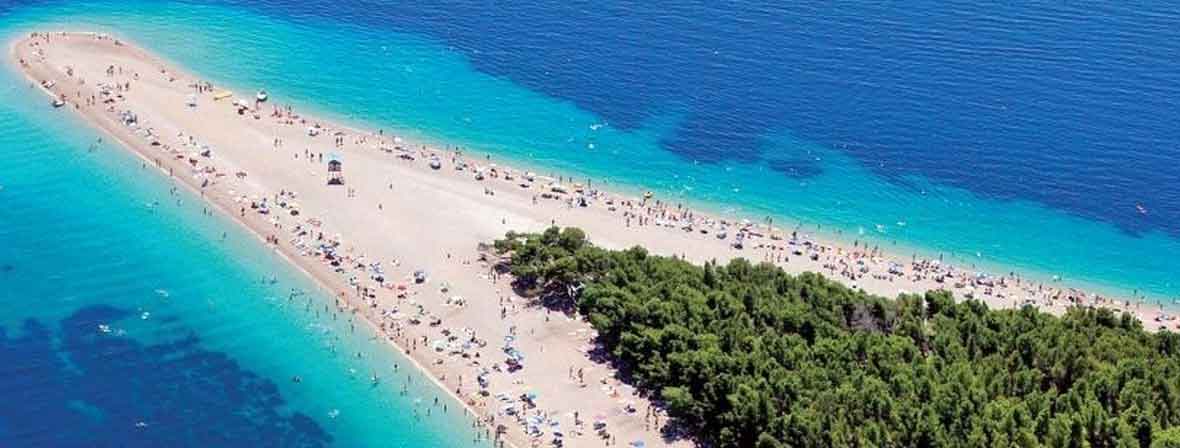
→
(327, 155, 344, 185)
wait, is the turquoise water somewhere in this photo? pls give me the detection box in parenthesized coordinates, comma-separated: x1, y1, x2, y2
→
(0, 6, 491, 446)
(1, 0, 1178, 442)
(5, 0, 1171, 301)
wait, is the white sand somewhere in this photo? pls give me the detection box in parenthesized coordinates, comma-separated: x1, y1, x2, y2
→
(12, 30, 1173, 448)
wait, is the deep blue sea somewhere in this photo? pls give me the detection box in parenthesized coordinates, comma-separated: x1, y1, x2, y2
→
(2, 0, 1179, 445)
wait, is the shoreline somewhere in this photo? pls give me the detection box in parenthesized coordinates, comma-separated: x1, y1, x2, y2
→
(280, 82, 1170, 310)
(295, 88, 1170, 322)
(7, 33, 515, 448)
(65, 20, 1167, 308)
(11, 29, 1175, 448)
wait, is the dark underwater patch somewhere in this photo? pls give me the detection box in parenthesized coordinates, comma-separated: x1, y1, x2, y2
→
(766, 157, 823, 179)
(0, 305, 331, 447)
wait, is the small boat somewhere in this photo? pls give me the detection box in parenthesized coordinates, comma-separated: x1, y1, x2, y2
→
(51, 99, 65, 108)
(1137, 203, 1148, 215)
(256, 90, 268, 102)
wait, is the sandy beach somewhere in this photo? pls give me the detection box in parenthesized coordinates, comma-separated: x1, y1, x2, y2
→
(10, 30, 1175, 448)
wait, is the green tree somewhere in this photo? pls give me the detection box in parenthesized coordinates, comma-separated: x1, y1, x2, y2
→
(495, 227, 1180, 448)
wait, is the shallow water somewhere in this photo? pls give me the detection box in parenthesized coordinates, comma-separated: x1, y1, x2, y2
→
(1, 0, 1179, 443)
(0, 14, 490, 446)
(6, 0, 1171, 300)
